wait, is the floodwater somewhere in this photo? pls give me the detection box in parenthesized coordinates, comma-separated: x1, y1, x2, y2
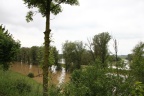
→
(10, 62, 70, 85)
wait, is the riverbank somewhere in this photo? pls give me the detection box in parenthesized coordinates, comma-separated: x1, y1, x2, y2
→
(0, 69, 43, 96)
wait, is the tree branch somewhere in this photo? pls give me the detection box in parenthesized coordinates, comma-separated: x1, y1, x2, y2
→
(87, 38, 96, 62)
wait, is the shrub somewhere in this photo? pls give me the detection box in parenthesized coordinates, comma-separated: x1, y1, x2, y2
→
(15, 79, 31, 93)
(63, 65, 134, 96)
(27, 73, 34, 78)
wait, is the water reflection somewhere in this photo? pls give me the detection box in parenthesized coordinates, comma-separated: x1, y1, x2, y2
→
(59, 67, 66, 85)
(51, 65, 57, 74)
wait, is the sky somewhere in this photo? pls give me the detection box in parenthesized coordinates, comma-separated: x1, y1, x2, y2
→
(0, 0, 144, 55)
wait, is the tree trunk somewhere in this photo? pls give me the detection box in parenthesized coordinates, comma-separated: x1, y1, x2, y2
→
(43, 17, 50, 96)
(43, 1, 51, 96)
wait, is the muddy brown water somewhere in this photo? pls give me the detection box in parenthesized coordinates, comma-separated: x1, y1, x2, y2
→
(10, 62, 70, 85)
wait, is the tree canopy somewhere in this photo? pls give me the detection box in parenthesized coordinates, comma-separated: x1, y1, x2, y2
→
(63, 41, 85, 72)
(0, 25, 20, 70)
(23, 0, 79, 22)
(93, 32, 111, 68)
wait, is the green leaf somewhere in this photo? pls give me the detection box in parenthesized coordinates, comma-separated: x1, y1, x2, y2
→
(26, 11, 34, 22)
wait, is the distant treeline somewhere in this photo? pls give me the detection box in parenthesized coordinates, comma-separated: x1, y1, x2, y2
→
(14, 46, 59, 67)
(14, 32, 124, 72)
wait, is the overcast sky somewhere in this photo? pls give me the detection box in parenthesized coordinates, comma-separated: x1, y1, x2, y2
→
(0, 0, 144, 55)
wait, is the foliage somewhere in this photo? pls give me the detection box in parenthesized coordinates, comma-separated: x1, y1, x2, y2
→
(30, 46, 39, 65)
(81, 50, 93, 65)
(63, 41, 85, 72)
(49, 46, 56, 66)
(108, 55, 121, 63)
(131, 81, 144, 96)
(15, 47, 30, 63)
(127, 54, 133, 62)
(37, 46, 44, 66)
(15, 46, 60, 67)
(15, 79, 32, 94)
(63, 64, 134, 96)
(93, 32, 111, 68)
(74, 41, 85, 69)
(130, 42, 144, 83)
(23, 0, 79, 21)
(52, 47, 61, 70)
(63, 41, 76, 72)
(48, 84, 62, 96)
(0, 25, 20, 70)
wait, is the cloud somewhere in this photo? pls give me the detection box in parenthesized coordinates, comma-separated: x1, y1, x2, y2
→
(0, 0, 144, 55)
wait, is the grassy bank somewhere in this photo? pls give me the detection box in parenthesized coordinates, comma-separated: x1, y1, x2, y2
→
(0, 69, 43, 96)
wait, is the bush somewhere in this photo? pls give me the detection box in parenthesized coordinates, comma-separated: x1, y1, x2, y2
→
(63, 65, 134, 96)
(27, 73, 34, 78)
(15, 79, 31, 93)
(48, 84, 62, 96)
(0, 70, 43, 96)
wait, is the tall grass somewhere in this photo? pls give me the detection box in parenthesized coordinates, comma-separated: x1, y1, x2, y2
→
(0, 69, 43, 96)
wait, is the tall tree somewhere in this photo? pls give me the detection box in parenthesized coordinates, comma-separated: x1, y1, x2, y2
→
(93, 32, 111, 68)
(23, 1, 79, 95)
(113, 39, 119, 77)
(30, 46, 39, 65)
(81, 49, 93, 65)
(20, 47, 31, 64)
(0, 25, 20, 70)
(63, 41, 85, 72)
(63, 41, 76, 72)
(74, 41, 85, 69)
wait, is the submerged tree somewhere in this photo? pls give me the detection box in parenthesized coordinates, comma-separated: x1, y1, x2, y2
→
(63, 41, 85, 72)
(20, 47, 31, 64)
(93, 32, 111, 68)
(63, 41, 76, 72)
(30, 46, 39, 65)
(23, 0, 79, 95)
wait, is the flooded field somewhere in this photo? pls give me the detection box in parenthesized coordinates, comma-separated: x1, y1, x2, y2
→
(10, 62, 70, 85)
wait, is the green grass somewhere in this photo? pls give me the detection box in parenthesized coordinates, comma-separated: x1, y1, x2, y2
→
(0, 69, 43, 96)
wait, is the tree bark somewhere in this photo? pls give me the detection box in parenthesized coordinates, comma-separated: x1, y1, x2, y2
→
(43, 1, 51, 96)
